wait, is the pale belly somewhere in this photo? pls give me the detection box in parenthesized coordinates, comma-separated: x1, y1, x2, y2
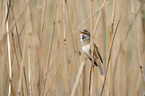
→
(82, 44, 91, 57)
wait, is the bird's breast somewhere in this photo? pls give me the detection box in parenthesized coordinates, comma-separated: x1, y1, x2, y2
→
(82, 44, 91, 57)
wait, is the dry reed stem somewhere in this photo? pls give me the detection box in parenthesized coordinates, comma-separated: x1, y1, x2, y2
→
(100, 18, 120, 96)
(93, 0, 108, 35)
(67, 0, 79, 79)
(10, 3, 24, 73)
(40, 0, 47, 44)
(109, 0, 115, 95)
(136, 72, 141, 95)
(5, 68, 16, 96)
(23, 67, 30, 96)
(3, 58, 9, 95)
(82, 63, 86, 96)
(10, 6, 23, 74)
(41, 0, 58, 95)
(37, 49, 42, 96)
(73, 0, 81, 56)
(10, 5, 22, 58)
(17, 35, 27, 96)
(11, 81, 16, 96)
(36, 1, 43, 93)
(26, 1, 33, 95)
(3, 60, 16, 96)
(0, 0, 31, 43)
(130, 0, 145, 89)
(90, 0, 94, 96)
(11, 32, 20, 72)
(1, 0, 145, 96)
(19, 24, 25, 38)
(73, 0, 83, 95)
(71, 62, 85, 96)
(78, 0, 112, 30)
(62, 0, 70, 94)
(5, 1, 12, 96)
(89, 65, 92, 96)
(45, 63, 61, 96)
(112, 3, 145, 95)
(64, 0, 76, 53)
(112, 0, 145, 80)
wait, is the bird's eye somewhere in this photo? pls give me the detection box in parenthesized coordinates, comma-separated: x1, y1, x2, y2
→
(82, 35, 86, 39)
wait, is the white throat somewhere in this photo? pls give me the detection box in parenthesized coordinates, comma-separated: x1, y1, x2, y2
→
(82, 44, 91, 57)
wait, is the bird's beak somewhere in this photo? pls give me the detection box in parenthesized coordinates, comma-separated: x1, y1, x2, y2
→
(80, 31, 84, 34)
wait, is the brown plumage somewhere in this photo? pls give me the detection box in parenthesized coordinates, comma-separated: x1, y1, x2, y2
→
(80, 29, 104, 75)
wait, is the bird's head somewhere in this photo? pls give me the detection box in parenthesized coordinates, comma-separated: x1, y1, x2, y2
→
(80, 29, 90, 45)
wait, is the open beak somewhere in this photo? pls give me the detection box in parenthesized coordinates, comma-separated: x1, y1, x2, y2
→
(80, 31, 85, 34)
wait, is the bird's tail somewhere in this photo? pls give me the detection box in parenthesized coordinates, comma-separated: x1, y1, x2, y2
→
(97, 61, 104, 76)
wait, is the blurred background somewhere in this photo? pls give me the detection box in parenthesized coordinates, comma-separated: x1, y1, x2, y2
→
(0, 0, 145, 96)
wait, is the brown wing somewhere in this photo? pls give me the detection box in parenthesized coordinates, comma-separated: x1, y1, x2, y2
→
(93, 43, 104, 75)
(93, 43, 103, 63)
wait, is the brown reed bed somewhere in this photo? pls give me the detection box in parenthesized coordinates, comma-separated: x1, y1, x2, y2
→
(0, 0, 145, 96)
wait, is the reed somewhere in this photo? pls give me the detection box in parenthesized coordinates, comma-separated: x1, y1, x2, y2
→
(0, 0, 145, 96)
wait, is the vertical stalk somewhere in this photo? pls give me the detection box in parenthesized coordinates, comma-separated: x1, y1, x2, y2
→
(72, 0, 83, 95)
(109, 0, 115, 95)
(26, 0, 33, 95)
(78, 0, 112, 30)
(90, 0, 94, 96)
(131, 0, 145, 90)
(36, 0, 43, 95)
(93, 0, 107, 35)
(41, 0, 58, 95)
(10, 6, 23, 58)
(100, 19, 120, 96)
(73, 0, 81, 56)
(40, 0, 47, 44)
(112, 3, 145, 95)
(62, 0, 69, 94)
(5, 1, 11, 96)
(71, 62, 85, 96)
(64, 0, 76, 53)
(18, 34, 27, 96)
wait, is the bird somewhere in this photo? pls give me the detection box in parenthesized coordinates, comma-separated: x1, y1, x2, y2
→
(80, 29, 104, 75)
